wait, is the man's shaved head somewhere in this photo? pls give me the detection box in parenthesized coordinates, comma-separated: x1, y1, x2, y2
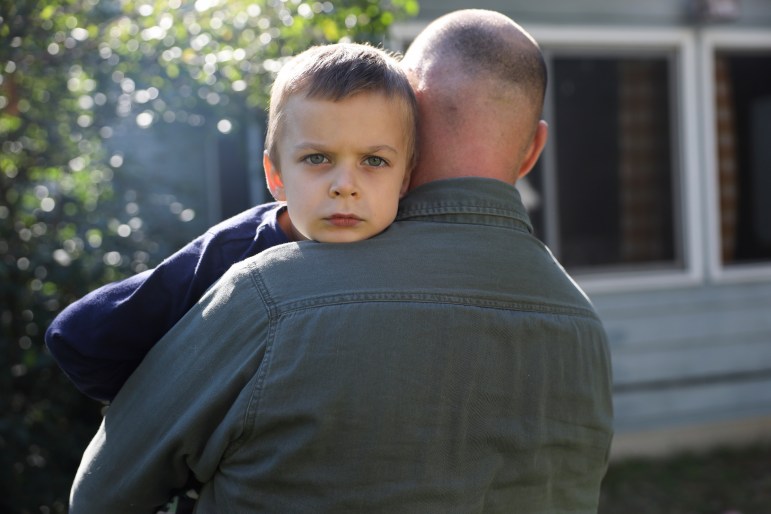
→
(401, 10, 549, 187)
(402, 9, 547, 115)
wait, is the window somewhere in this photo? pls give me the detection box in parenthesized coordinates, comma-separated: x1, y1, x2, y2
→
(529, 51, 683, 275)
(390, 26, 701, 290)
(713, 51, 771, 266)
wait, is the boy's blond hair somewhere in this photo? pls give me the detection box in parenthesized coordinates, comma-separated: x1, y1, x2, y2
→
(265, 43, 418, 171)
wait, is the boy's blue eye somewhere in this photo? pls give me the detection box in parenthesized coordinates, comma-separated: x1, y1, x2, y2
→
(305, 154, 327, 165)
(364, 156, 386, 167)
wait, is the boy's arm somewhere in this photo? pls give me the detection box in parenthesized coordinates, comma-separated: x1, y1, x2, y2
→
(46, 203, 287, 403)
(45, 235, 222, 402)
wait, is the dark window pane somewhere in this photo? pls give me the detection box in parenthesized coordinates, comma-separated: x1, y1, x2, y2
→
(715, 52, 771, 265)
(546, 56, 679, 272)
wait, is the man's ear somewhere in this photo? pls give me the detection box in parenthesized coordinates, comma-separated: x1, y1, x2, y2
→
(264, 151, 286, 201)
(517, 120, 548, 180)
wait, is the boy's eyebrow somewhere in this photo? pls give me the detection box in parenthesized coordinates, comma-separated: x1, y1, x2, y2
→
(292, 142, 399, 154)
(364, 144, 398, 155)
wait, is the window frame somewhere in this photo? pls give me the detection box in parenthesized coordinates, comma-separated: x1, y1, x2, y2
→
(701, 29, 771, 284)
(520, 26, 703, 293)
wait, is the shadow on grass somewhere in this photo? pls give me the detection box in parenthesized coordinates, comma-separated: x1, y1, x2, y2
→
(598, 442, 771, 513)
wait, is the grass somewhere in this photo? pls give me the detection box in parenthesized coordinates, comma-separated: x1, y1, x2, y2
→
(598, 442, 771, 513)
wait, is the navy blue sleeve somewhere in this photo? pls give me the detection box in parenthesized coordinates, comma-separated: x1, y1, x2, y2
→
(45, 203, 289, 402)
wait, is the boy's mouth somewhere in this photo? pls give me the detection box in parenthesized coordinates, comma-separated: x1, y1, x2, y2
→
(326, 214, 363, 227)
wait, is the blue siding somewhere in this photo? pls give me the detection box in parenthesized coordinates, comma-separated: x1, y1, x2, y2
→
(591, 284, 771, 432)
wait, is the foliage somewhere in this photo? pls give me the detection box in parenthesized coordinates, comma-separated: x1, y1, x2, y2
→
(0, 0, 418, 511)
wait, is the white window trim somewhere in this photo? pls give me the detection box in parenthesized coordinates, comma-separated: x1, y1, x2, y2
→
(515, 26, 703, 294)
(389, 24, 704, 295)
(700, 29, 771, 284)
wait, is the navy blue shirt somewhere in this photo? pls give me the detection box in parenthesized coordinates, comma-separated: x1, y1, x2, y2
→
(45, 202, 290, 402)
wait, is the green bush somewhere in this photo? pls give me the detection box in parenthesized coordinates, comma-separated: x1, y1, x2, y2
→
(0, 1, 418, 511)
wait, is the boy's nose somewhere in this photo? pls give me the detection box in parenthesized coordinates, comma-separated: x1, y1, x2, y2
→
(329, 165, 358, 198)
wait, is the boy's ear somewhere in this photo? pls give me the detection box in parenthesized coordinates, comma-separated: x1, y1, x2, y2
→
(399, 167, 412, 198)
(264, 151, 286, 201)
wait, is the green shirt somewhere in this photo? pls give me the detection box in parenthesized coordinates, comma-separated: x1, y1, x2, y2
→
(71, 177, 613, 513)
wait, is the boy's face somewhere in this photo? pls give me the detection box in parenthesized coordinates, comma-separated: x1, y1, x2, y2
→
(265, 91, 412, 243)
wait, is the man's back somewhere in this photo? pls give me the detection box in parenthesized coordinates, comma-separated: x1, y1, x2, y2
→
(70, 178, 612, 513)
(204, 179, 612, 511)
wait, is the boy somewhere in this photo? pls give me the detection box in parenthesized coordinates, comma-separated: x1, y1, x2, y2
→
(46, 42, 417, 401)
(47, 42, 417, 512)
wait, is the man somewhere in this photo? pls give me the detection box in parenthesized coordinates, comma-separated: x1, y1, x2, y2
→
(70, 9, 613, 513)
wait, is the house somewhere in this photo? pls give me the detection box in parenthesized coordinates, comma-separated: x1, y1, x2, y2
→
(387, 0, 771, 458)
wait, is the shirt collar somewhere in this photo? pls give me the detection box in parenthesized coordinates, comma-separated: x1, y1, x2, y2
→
(396, 177, 533, 234)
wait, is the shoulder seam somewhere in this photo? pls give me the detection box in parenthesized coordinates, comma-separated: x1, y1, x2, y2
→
(227, 262, 279, 456)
